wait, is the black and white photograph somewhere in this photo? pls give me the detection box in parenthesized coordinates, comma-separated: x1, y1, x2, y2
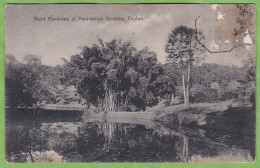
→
(5, 4, 256, 162)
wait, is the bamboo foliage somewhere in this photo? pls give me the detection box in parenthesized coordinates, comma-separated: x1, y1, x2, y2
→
(64, 39, 178, 111)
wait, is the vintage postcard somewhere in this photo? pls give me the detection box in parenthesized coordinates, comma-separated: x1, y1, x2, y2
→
(5, 4, 256, 163)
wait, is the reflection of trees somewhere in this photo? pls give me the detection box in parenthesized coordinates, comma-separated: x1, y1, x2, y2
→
(6, 119, 254, 162)
(6, 122, 49, 162)
(6, 121, 77, 163)
(75, 121, 179, 162)
(181, 135, 189, 162)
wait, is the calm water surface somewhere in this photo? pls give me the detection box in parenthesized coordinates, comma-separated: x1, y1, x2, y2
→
(5, 109, 255, 163)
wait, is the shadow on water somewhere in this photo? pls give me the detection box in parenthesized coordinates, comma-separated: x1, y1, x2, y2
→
(5, 108, 255, 163)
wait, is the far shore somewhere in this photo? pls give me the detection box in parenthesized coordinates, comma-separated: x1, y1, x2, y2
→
(6, 100, 254, 127)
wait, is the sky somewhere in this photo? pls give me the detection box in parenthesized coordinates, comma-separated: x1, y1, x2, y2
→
(5, 4, 255, 67)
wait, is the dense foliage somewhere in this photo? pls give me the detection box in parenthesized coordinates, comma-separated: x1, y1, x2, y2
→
(5, 45, 255, 111)
(62, 39, 176, 111)
(5, 55, 79, 108)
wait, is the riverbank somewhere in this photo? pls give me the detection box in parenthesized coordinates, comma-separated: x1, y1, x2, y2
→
(154, 100, 236, 125)
(83, 100, 254, 127)
(6, 100, 254, 127)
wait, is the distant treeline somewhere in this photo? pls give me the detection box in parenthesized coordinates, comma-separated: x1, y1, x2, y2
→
(5, 40, 255, 111)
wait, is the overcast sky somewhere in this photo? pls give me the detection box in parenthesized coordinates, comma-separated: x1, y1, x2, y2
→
(5, 4, 255, 66)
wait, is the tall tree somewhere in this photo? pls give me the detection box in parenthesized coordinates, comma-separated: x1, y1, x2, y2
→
(165, 26, 205, 104)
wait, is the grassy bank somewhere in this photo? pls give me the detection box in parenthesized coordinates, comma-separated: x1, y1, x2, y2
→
(154, 100, 235, 125)
(7, 100, 253, 127)
(82, 100, 254, 127)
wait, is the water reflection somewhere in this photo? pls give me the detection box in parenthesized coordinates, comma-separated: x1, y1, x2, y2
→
(6, 115, 254, 162)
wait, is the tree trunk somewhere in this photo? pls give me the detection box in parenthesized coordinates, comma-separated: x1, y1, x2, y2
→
(182, 70, 187, 105)
(170, 93, 174, 105)
(104, 87, 117, 112)
(182, 135, 189, 162)
(187, 33, 192, 105)
(186, 63, 191, 104)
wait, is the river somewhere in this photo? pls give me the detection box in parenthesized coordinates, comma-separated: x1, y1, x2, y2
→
(5, 108, 255, 163)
